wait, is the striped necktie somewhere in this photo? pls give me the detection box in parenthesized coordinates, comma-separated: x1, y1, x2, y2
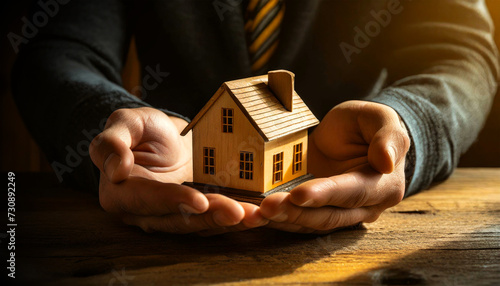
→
(245, 0, 285, 74)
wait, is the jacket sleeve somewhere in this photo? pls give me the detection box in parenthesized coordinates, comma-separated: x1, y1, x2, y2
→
(370, 0, 499, 196)
(11, 0, 149, 192)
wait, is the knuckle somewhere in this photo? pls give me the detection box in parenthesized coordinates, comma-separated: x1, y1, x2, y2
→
(202, 213, 220, 229)
(342, 199, 362, 209)
(317, 211, 342, 231)
(288, 211, 301, 225)
(339, 174, 368, 209)
(364, 210, 381, 223)
(106, 108, 144, 131)
(387, 179, 405, 207)
(107, 108, 130, 123)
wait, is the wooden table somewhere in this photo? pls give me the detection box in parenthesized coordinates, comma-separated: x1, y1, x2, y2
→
(4, 168, 500, 285)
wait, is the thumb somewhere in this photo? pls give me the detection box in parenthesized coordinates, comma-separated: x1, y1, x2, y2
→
(368, 125, 410, 174)
(89, 112, 137, 183)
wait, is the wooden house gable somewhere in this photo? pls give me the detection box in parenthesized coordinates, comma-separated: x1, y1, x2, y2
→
(181, 73, 319, 141)
(191, 89, 266, 192)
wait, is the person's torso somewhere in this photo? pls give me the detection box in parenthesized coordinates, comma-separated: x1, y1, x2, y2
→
(132, 0, 389, 120)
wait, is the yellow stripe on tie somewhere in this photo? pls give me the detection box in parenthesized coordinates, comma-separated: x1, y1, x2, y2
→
(251, 41, 279, 72)
(245, 0, 261, 32)
(245, 0, 285, 74)
(248, 7, 284, 55)
(250, 0, 279, 33)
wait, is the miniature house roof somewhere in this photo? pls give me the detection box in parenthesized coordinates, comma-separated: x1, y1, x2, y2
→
(181, 70, 319, 142)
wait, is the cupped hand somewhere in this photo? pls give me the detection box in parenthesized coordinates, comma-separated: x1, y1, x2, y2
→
(260, 101, 410, 233)
(89, 107, 267, 234)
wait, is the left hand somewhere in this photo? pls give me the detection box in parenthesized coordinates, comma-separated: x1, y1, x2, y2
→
(89, 107, 267, 236)
(260, 100, 411, 233)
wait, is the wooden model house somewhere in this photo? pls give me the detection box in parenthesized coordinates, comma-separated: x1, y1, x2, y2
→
(181, 70, 319, 202)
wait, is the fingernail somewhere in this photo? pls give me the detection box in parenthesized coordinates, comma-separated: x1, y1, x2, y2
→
(300, 199, 314, 207)
(249, 208, 269, 227)
(179, 203, 200, 214)
(269, 212, 288, 222)
(104, 153, 121, 180)
(255, 217, 269, 227)
(191, 194, 208, 213)
(213, 211, 236, 226)
(388, 146, 397, 165)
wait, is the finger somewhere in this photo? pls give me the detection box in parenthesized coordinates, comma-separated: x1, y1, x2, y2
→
(292, 163, 405, 209)
(357, 104, 410, 174)
(239, 202, 269, 228)
(121, 194, 245, 234)
(89, 110, 140, 183)
(195, 202, 269, 236)
(289, 164, 383, 208)
(367, 124, 410, 174)
(100, 176, 209, 216)
(261, 192, 378, 231)
(205, 194, 246, 226)
(311, 104, 369, 161)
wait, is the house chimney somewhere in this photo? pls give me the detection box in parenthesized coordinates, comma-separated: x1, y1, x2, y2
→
(268, 70, 294, 112)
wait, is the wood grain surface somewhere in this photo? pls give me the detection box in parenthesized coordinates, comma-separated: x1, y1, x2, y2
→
(5, 168, 500, 285)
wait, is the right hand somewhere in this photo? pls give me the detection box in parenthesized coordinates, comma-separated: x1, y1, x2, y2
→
(89, 107, 268, 234)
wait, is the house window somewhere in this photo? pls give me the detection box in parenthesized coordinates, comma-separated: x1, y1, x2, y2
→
(203, 147, 215, 175)
(293, 143, 303, 174)
(273, 152, 283, 184)
(239, 151, 253, 180)
(222, 108, 233, 133)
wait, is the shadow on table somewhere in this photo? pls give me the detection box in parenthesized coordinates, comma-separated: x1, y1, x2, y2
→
(74, 225, 368, 284)
(23, 225, 369, 284)
(13, 177, 368, 285)
(339, 174, 500, 286)
(341, 218, 500, 285)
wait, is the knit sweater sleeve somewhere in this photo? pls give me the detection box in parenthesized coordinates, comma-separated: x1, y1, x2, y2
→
(370, 0, 499, 196)
(12, 0, 148, 191)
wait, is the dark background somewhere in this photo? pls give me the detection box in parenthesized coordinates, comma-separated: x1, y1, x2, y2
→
(1, 0, 499, 174)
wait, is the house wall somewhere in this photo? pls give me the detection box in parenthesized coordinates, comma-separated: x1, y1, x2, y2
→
(263, 130, 308, 192)
(192, 90, 266, 193)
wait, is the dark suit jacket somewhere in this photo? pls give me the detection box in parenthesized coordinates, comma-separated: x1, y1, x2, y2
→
(12, 0, 499, 196)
